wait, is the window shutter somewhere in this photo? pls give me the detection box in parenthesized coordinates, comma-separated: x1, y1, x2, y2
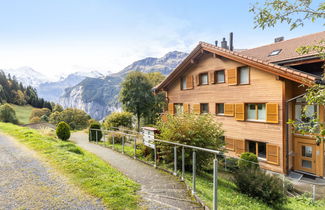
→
(186, 75, 193, 89)
(234, 139, 245, 155)
(209, 71, 215, 84)
(195, 75, 200, 86)
(235, 103, 245, 121)
(224, 104, 235, 116)
(227, 68, 237, 85)
(183, 103, 190, 113)
(193, 104, 200, 114)
(266, 144, 280, 165)
(266, 103, 278, 123)
(168, 103, 174, 115)
(225, 137, 235, 151)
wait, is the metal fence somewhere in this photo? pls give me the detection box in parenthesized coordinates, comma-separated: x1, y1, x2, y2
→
(89, 128, 325, 209)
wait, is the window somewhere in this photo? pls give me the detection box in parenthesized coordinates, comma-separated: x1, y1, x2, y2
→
(216, 70, 225, 83)
(200, 103, 209, 114)
(269, 49, 282, 56)
(247, 140, 266, 159)
(200, 73, 208, 85)
(247, 103, 266, 121)
(180, 77, 186, 90)
(294, 98, 317, 130)
(174, 103, 183, 114)
(238, 66, 249, 84)
(216, 103, 224, 115)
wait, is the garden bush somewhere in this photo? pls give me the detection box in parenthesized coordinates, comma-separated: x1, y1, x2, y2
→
(238, 152, 259, 169)
(157, 113, 224, 170)
(103, 111, 133, 129)
(29, 108, 51, 122)
(30, 116, 41, 123)
(0, 103, 18, 124)
(56, 121, 71, 141)
(233, 168, 287, 206)
(107, 132, 124, 144)
(224, 157, 239, 172)
(89, 122, 103, 142)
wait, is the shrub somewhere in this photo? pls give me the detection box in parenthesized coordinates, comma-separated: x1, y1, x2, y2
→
(30, 116, 41, 123)
(40, 115, 49, 122)
(59, 108, 90, 130)
(107, 132, 124, 144)
(238, 152, 259, 169)
(224, 157, 239, 172)
(0, 103, 18, 124)
(103, 112, 133, 129)
(56, 121, 71, 141)
(233, 168, 287, 206)
(89, 122, 103, 142)
(29, 108, 51, 122)
(157, 113, 224, 169)
(49, 111, 62, 124)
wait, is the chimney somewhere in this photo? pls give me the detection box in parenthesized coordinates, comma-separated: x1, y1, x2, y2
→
(215, 40, 218, 46)
(274, 36, 284, 43)
(221, 38, 228, 49)
(229, 32, 234, 51)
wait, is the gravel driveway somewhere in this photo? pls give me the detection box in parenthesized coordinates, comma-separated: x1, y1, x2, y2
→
(0, 133, 105, 210)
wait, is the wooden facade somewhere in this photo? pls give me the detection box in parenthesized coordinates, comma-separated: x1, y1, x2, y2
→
(156, 39, 324, 177)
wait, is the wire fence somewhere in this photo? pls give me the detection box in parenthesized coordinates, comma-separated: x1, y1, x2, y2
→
(89, 127, 325, 209)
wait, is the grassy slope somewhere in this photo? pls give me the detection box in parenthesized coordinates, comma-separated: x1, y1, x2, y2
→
(0, 123, 140, 209)
(99, 141, 325, 210)
(10, 104, 33, 124)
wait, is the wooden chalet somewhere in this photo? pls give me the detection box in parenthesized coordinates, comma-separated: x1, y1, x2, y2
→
(155, 31, 325, 177)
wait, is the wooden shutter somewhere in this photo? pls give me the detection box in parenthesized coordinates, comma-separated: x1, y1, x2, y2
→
(227, 68, 237, 85)
(168, 103, 174, 115)
(235, 103, 245, 121)
(224, 104, 235, 116)
(209, 71, 215, 84)
(266, 103, 278, 123)
(234, 139, 245, 155)
(193, 104, 200, 114)
(186, 75, 193, 89)
(266, 144, 280, 165)
(183, 103, 190, 113)
(195, 75, 200, 86)
(225, 137, 235, 151)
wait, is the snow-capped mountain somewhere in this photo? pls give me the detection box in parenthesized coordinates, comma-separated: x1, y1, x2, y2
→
(3, 66, 50, 87)
(60, 51, 189, 120)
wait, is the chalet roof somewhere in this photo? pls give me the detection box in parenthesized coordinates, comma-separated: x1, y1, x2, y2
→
(155, 40, 321, 91)
(240, 31, 325, 64)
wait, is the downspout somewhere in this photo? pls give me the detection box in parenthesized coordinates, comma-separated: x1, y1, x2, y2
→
(285, 93, 306, 174)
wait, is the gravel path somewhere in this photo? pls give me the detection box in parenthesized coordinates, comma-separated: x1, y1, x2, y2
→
(71, 132, 203, 210)
(0, 133, 105, 210)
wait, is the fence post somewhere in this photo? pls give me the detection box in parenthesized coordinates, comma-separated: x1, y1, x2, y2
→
(182, 146, 185, 181)
(192, 150, 196, 194)
(224, 156, 227, 171)
(174, 146, 177, 176)
(312, 184, 316, 202)
(134, 136, 137, 159)
(282, 174, 285, 194)
(213, 158, 218, 210)
(122, 135, 124, 154)
(96, 130, 98, 144)
(103, 130, 105, 142)
(154, 143, 157, 168)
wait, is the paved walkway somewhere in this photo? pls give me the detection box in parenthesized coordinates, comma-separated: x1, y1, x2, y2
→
(0, 133, 105, 209)
(71, 132, 202, 210)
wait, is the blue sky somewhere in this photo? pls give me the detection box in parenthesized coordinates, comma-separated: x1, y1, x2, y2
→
(0, 0, 323, 79)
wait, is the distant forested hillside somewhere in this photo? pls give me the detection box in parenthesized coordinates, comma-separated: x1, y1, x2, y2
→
(0, 70, 52, 110)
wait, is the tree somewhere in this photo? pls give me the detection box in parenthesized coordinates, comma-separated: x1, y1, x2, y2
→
(250, 0, 325, 143)
(0, 104, 18, 124)
(119, 71, 154, 131)
(144, 72, 166, 125)
(53, 104, 64, 112)
(103, 111, 133, 129)
(29, 108, 51, 122)
(49, 111, 62, 125)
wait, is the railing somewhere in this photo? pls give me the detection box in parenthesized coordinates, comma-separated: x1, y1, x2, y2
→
(89, 128, 325, 209)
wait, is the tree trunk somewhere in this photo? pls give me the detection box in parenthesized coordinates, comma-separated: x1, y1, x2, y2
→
(137, 113, 140, 132)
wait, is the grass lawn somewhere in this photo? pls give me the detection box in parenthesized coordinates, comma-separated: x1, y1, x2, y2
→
(10, 104, 34, 124)
(0, 123, 140, 209)
(97, 139, 325, 210)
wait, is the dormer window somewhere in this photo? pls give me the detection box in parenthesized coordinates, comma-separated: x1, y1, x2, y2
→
(269, 49, 282, 56)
